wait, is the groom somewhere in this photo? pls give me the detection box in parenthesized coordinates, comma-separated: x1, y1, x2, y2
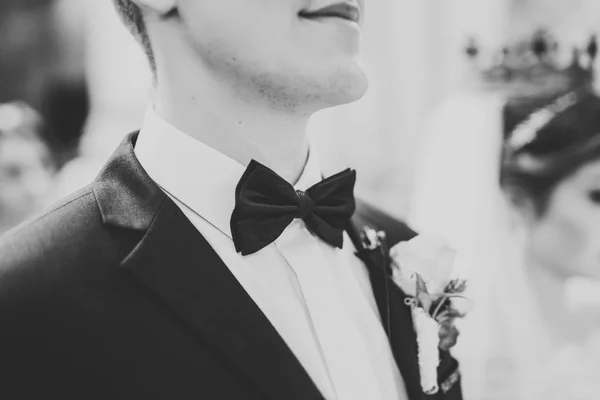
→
(0, 1, 461, 399)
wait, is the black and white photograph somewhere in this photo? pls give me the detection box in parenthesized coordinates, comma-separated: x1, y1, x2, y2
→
(0, 1, 599, 399)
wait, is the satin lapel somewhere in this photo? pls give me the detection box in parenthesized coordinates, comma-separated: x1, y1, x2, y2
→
(95, 133, 324, 400)
(347, 216, 423, 400)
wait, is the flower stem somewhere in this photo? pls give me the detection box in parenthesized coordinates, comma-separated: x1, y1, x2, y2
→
(431, 294, 467, 319)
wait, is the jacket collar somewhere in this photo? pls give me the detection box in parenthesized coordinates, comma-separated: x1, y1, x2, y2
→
(93, 132, 166, 231)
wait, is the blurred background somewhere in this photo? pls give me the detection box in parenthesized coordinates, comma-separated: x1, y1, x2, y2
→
(3, 1, 600, 399)
(2, 0, 600, 227)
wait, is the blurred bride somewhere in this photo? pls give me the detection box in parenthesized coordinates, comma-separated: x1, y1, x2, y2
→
(409, 31, 600, 400)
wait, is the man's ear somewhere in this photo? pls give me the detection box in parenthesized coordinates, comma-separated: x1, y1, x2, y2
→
(131, 0, 176, 17)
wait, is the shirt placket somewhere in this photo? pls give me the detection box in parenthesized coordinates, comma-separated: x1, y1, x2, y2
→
(275, 222, 384, 400)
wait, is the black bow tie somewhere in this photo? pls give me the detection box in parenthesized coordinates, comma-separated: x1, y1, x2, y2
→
(230, 160, 356, 256)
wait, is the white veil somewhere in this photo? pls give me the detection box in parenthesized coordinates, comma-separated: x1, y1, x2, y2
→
(407, 91, 539, 399)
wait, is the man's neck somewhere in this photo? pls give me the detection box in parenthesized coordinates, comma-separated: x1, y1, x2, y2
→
(152, 66, 312, 185)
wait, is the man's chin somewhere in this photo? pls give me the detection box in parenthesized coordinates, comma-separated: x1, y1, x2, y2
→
(251, 63, 369, 113)
(337, 76, 369, 105)
(317, 67, 369, 109)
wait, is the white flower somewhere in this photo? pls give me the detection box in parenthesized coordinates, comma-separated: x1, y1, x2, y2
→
(412, 307, 441, 395)
(389, 233, 457, 297)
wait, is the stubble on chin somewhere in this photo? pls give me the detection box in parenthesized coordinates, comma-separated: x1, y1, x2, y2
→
(241, 65, 369, 115)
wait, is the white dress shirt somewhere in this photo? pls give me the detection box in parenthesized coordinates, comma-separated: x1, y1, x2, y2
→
(134, 108, 407, 400)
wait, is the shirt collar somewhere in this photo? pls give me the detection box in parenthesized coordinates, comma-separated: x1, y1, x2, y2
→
(134, 107, 323, 239)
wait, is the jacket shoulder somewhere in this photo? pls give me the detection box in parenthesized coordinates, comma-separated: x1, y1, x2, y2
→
(354, 199, 417, 245)
(0, 186, 100, 261)
(0, 185, 133, 303)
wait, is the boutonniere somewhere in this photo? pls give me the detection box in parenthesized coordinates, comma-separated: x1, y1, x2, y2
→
(390, 233, 469, 395)
(358, 228, 469, 396)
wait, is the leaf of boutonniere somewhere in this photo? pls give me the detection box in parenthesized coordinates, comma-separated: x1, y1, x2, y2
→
(445, 279, 467, 294)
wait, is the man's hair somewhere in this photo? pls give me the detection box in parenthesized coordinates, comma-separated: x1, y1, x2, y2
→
(112, 0, 155, 73)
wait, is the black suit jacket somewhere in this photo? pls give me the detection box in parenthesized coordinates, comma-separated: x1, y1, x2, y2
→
(0, 133, 462, 400)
